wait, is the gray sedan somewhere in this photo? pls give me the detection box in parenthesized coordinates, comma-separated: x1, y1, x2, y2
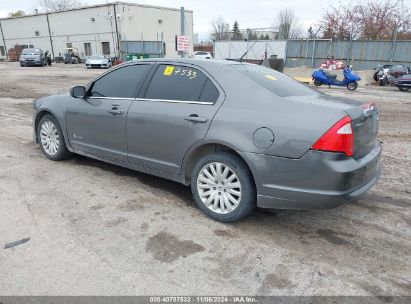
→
(33, 59, 381, 222)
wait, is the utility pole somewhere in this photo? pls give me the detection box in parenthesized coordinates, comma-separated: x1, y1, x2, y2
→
(180, 6, 185, 58)
(311, 26, 322, 68)
(46, 13, 55, 58)
(0, 21, 7, 59)
(113, 4, 120, 60)
(390, 30, 398, 64)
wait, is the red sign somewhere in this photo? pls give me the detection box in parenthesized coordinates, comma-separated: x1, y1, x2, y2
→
(176, 35, 190, 52)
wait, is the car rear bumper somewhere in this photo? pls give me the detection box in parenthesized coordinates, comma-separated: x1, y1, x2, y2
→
(239, 143, 381, 210)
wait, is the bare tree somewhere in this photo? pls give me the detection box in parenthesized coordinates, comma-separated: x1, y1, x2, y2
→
(39, 0, 84, 12)
(321, 0, 411, 40)
(322, 3, 361, 39)
(211, 16, 230, 41)
(275, 9, 302, 39)
(359, 0, 410, 39)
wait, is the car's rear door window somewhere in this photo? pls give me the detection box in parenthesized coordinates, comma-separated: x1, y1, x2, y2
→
(144, 64, 219, 103)
(89, 64, 150, 98)
(229, 64, 317, 97)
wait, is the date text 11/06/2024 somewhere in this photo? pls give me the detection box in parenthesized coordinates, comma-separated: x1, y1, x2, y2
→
(149, 296, 257, 303)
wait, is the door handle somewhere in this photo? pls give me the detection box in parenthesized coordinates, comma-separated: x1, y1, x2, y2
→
(184, 114, 207, 123)
(108, 109, 123, 115)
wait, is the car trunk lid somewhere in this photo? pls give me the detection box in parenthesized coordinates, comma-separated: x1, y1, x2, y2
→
(283, 94, 378, 159)
(351, 103, 379, 159)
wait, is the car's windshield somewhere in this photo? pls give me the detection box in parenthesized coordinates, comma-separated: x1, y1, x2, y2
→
(89, 55, 105, 59)
(21, 49, 40, 55)
(229, 64, 317, 97)
(195, 51, 208, 55)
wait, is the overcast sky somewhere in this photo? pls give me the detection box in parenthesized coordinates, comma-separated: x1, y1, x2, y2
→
(0, 0, 335, 40)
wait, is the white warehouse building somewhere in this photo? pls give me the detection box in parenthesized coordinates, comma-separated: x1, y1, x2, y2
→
(0, 1, 193, 60)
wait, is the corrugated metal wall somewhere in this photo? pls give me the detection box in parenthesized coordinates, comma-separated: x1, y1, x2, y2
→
(214, 39, 411, 70)
(121, 41, 165, 57)
(286, 39, 411, 70)
(214, 40, 287, 60)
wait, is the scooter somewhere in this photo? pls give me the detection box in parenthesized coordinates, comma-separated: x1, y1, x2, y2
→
(312, 66, 361, 91)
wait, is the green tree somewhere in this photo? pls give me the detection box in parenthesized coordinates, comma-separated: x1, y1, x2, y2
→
(232, 20, 242, 40)
(8, 10, 25, 17)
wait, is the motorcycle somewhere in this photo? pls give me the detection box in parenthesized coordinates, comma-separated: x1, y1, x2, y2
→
(312, 66, 360, 91)
(378, 64, 410, 86)
(373, 64, 392, 82)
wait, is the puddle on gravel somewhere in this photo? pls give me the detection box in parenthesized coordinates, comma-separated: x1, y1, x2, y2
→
(146, 231, 205, 263)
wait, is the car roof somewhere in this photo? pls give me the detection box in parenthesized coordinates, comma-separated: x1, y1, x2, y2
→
(123, 58, 242, 68)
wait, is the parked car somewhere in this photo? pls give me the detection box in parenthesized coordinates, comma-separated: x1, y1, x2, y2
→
(19, 48, 47, 67)
(192, 51, 212, 59)
(392, 74, 411, 91)
(86, 55, 112, 69)
(33, 59, 381, 222)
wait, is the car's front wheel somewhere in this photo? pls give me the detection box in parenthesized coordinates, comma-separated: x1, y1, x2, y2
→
(191, 152, 256, 222)
(37, 114, 72, 161)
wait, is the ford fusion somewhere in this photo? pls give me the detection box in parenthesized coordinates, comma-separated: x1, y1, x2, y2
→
(33, 59, 381, 222)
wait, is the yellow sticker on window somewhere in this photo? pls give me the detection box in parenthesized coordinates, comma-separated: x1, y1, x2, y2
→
(265, 75, 277, 80)
(163, 66, 174, 76)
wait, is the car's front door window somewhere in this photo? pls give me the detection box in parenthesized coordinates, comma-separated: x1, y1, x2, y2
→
(90, 64, 150, 98)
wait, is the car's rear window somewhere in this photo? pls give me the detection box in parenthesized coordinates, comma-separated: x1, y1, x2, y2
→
(229, 64, 317, 97)
(195, 51, 208, 55)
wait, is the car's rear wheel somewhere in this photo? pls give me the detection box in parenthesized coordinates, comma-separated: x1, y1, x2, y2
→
(399, 86, 409, 92)
(191, 152, 256, 222)
(37, 114, 72, 161)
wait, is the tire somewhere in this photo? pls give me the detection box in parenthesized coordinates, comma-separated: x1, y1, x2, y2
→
(373, 72, 379, 82)
(314, 79, 322, 86)
(347, 81, 358, 91)
(37, 114, 72, 161)
(191, 152, 256, 222)
(20, 63, 24, 67)
(398, 86, 409, 92)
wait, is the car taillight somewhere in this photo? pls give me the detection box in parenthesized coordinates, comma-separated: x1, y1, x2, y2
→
(312, 116, 354, 157)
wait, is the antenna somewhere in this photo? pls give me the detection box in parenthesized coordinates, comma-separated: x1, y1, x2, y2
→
(239, 40, 257, 62)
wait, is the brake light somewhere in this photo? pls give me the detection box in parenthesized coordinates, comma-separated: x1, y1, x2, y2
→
(312, 116, 354, 156)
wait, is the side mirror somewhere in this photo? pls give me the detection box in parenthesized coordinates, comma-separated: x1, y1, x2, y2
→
(70, 86, 86, 98)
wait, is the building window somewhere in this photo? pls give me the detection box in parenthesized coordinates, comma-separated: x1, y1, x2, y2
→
(35, 31, 40, 36)
(0, 46, 5, 56)
(84, 43, 92, 56)
(66, 43, 72, 48)
(101, 42, 110, 55)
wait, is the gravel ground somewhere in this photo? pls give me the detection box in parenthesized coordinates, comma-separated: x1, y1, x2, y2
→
(0, 62, 410, 296)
